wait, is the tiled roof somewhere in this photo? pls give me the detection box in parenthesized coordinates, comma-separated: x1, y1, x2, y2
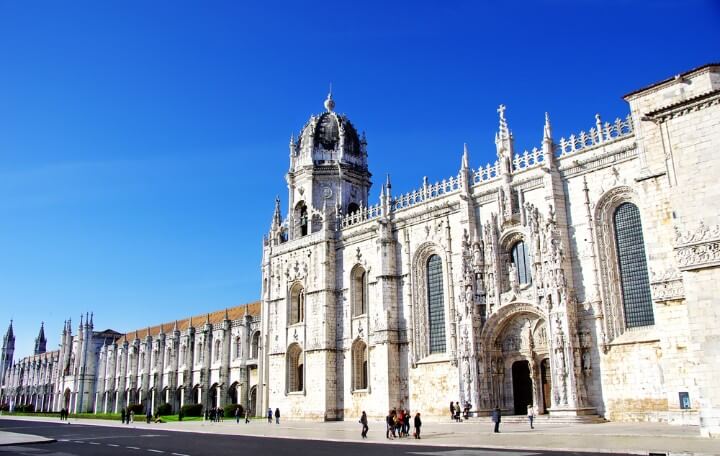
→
(116, 301, 260, 344)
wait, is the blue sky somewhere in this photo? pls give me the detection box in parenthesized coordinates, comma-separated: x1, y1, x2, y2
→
(1, 0, 718, 357)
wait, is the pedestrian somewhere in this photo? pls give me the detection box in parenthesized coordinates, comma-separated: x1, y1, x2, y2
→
(449, 401, 454, 421)
(129, 410, 135, 424)
(245, 409, 250, 423)
(492, 406, 501, 433)
(413, 412, 422, 439)
(385, 411, 394, 439)
(267, 407, 273, 423)
(146, 410, 152, 424)
(396, 409, 404, 437)
(454, 402, 461, 422)
(275, 407, 280, 424)
(527, 404, 535, 429)
(359, 411, 368, 439)
(403, 410, 410, 437)
(235, 406, 240, 423)
(121, 408, 126, 424)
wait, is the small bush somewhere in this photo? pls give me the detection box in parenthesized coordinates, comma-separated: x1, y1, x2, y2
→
(224, 403, 243, 418)
(0, 403, 10, 412)
(180, 404, 203, 417)
(16, 404, 35, 413)
(156, 403, 172, 416)
(127, 403, 144, 415)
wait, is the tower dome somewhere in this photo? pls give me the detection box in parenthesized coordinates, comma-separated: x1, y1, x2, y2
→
(294, 93, 364, 162)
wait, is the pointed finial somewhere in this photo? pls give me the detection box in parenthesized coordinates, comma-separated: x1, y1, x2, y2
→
(497, 104, 509, 139)
(289, 133, 295, 145)
(189, 316, 193, 328)
(385, 174, 391, 190)
(206, 313, 210, 325)
(544, 112, 552, 141)
(173, 320, 178, 331)
(324, 88, 335, 112)
(461, 143, 469, 170)
(224, 308, 229, 320)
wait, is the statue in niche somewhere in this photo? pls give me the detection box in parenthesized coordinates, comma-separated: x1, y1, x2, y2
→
(582, 350, 592, 375)
(465, 285, 474, 315)
(509, 263, 519, 295)
(472, 241, 483, 271)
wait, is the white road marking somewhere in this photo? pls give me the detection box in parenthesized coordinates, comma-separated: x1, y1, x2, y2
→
(147, 450, 164, 453)
(108, 444, 120, 447)
(171, 453, 190, 456)
(89, 442, 100, 445)
(127, 446, 141, 450)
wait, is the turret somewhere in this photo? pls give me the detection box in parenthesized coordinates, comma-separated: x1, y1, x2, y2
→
(34, 321, 47, 355)
(0, 320, 15, 381)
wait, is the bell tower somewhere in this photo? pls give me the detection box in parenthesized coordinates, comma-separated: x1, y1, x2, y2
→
(0, 320, 15, 382)
(285, 92, 371, 239)
(34, 321, 47, 355)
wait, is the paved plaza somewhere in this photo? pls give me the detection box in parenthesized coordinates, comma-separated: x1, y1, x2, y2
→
(0, 415, 717, 455)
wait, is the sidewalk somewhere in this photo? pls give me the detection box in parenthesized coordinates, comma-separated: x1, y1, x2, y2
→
(1, 414, 718, 455)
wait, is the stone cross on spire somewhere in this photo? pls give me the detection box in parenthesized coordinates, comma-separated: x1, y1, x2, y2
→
(497, 104, 509, 140)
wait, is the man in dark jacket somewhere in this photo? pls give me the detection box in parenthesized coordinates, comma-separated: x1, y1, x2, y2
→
(359, 411, 368, 438)
(492, 406, 501, 433)
(413, 412, 422, 439)
(121, 408, 126, 424)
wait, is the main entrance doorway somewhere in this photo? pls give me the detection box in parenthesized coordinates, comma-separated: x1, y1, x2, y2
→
(512, 360, 532, 415)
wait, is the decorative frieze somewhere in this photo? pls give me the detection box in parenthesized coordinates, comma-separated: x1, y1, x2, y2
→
(674, 222, 720, 271)
(649, 268, 685, 302)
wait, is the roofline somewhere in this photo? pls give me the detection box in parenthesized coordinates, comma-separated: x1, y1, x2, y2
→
(623, 63, 720, 100)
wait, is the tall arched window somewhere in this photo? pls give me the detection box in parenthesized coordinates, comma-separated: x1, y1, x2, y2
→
(196, 342, 203, 364)
(214, 340, 221, 362)
(179, 345, 186, 365)
(296, 202, 308, 237)
(286, 344, 303, 393)
(351, 266, 367, 317)
(235, 336, 242, 359)
(511, 240, 532, 285)
(251, 332, 260, 359)
(427, 254, 446, 354)
(613, 203, 654, 328)
(289, 284, 305, 325)
(351, 340, 368, 390)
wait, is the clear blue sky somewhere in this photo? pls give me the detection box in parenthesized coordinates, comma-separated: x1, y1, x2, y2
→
(1, 0, 718, 357)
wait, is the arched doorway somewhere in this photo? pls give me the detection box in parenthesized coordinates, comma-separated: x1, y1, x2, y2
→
(248, 386, 257, 417)
(209, 383, 218, 408)
(512, 360, 532, 415)
(63, 388, 71, 410)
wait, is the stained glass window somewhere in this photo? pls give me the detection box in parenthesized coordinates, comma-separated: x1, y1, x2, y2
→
(427, 254, 446, 354)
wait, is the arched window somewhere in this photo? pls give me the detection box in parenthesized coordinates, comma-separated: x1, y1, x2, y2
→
(427, 254, 446, 354)
(613, 203, 654, 328)
(351, 340, 368, 390)
(165, 347, 171, 368)
(196, 342, 203, 364)
(511, 240, 532, 285)
(214, 340, 221, 362)
(235, 336, 242, 360)
(251, 332, 260, 359)
(179, 345, 186, 365)
(296, 202, 308, 237)
(347, 202, 360, 215)
(289, 283, 305, 325)
(351, 266, 367, 317)
(286, 344, 303, 393)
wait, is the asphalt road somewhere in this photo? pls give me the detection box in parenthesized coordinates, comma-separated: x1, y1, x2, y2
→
(0, 419, 635, 456)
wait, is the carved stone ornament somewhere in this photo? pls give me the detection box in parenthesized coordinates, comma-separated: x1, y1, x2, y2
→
(674, 221, 720, 271)
(650, 268, 685, 302)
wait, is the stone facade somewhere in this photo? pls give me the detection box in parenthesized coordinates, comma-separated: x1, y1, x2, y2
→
(257, 65, 720, 438)
(0, 303, 261, 416)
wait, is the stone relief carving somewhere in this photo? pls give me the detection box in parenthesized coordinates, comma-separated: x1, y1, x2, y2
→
(674, 221, 720, 271)
(649, 268, 685, 302)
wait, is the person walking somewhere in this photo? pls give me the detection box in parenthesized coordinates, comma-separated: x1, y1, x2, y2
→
(120, 408, 126, 424)
(359, 411, 368, 439)
(267, 407, 273, 423)
(449, 401, 454, 421)
(527, 404, 535, 429)
(274, 407, 280, 424)
(129, 410, 135, 424)
(235, 406, 240, 423)
(245, 409, 250, 423)
(454, 402, 461, 422)
(385, 411, 394, 439)
(413, 412, 422, 439)
(491, 406, 501, 433)
(146, 409, 151, 424)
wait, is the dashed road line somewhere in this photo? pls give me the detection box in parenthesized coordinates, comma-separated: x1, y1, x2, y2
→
(171, 453, 190, 456)
(147, 450, 164, 453)
(108, 444, 120, 447)
(89, 442, 100, 445)
(127, 446, 141, 450)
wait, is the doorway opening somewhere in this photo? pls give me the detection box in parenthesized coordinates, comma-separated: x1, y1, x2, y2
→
(512, 360, 532, 415)
(541, 358, 552, 414)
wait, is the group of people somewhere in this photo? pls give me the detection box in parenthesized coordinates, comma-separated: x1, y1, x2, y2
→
(449, 401, 472, 422)
(119, 408, 134, 424)
(234, 407, 251, 423)
(383, 409, 422, 439)
(58, 408, 70, 420)
(267, 407, 280, 424)
(204, 407, 225, 422)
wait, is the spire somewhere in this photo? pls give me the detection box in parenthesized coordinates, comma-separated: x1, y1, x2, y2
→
(224, 308, 229, 321)
(90, 312, 94, 326)
(34, 322, 47, 355)
(497, 104, 509, 140)
(173, 320, 179, 332)
(3, 320, 14, 345)
(543, 112, 553, 142)
(461, 143, 470, 170)
(385, 174, 392, 193)
(324, 88, 335, 112)
(272, 196, 282, 229)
